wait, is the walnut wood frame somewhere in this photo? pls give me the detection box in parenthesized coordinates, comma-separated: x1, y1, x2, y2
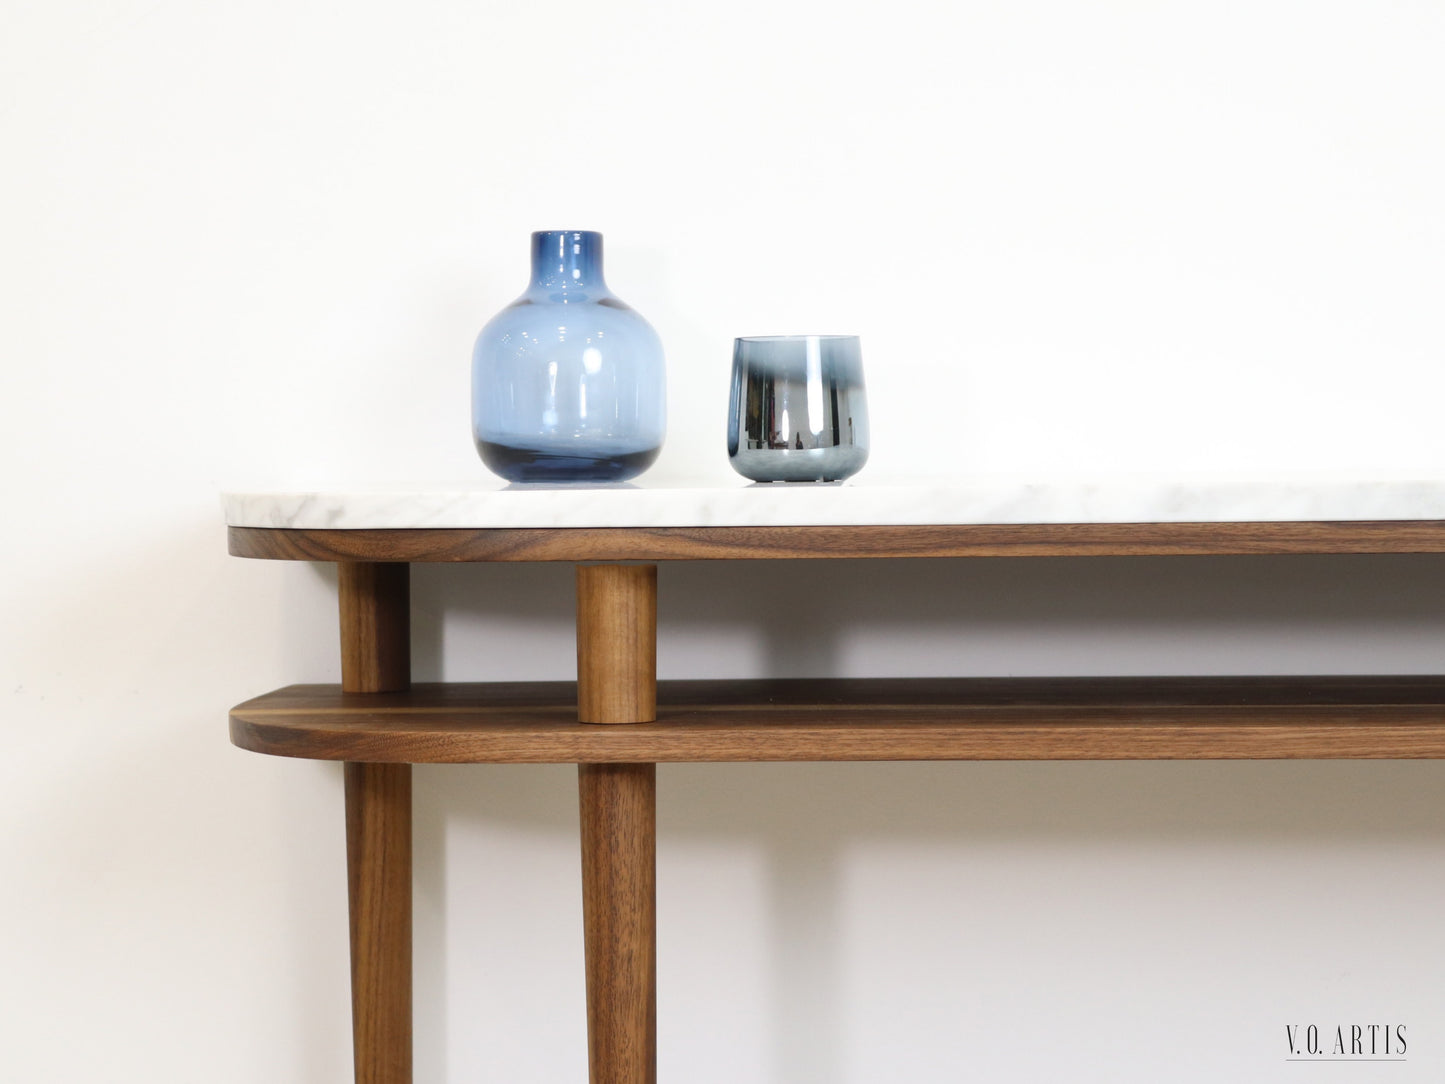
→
(230, 520, 1445, 562)
(229, 521, 1445, 1084)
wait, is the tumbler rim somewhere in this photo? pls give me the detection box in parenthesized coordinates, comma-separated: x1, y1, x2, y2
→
(735, 334, 858, 343)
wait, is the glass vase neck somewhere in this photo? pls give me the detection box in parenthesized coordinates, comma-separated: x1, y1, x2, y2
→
(529, 230, 607, 294)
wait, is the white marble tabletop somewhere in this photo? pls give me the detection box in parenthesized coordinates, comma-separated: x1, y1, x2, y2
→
(223, 476, 1445, 530)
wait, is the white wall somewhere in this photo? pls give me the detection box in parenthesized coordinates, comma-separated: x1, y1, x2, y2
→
(3, 1, 1444, 1080)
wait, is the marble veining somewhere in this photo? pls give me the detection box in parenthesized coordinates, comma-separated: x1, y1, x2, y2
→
(222, 476, 1445, 529)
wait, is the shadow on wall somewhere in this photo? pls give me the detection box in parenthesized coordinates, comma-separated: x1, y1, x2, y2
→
(412, 553, 1445, 681)
(414, 757, 1445, 1082)
(398, 554, 1445, 1079)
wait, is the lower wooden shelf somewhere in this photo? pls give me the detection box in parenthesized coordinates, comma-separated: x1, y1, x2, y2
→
(230, 676, 1445, 763)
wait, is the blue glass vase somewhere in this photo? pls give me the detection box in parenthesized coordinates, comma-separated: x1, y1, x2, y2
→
(472, 231, 666, 482)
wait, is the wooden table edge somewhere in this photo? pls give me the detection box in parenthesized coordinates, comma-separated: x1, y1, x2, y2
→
(228, 521, 1445, 562)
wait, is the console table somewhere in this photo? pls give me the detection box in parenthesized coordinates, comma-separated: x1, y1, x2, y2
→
(225, 479, 1445, 1084)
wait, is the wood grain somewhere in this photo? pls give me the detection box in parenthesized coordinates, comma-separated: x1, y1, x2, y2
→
(579, 763, 656, 1084)
(339, 563, 410, 693)
(345, 762, 412, 1084)
(577, 565, 657, 724)
(230, 521, 1445, 563)
(231, 676, 1445, 762)
(339, 562, 411, 1084)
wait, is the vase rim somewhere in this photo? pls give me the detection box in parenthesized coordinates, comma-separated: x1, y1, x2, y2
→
(532, 228, 602, 238)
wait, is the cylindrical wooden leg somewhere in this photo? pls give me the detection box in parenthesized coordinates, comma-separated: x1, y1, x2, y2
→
(339, 562, 411, 1084)
(345, 762, 412, 1084)
(340, 562, 410, 694)
(580, 763, 657, 1084)
(576, 563, 658, 1084)
(577, 564, 657, 724)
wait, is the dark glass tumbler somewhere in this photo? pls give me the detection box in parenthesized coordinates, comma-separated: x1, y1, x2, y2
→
(727, 335, 869, 482)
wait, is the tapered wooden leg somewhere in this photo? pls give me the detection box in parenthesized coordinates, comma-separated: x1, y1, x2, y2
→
(345, 762, 411, 1084)
(580, 764, 657, 1084)
(339, 562, 411, 1084)
(576, 563, 658, 1084)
